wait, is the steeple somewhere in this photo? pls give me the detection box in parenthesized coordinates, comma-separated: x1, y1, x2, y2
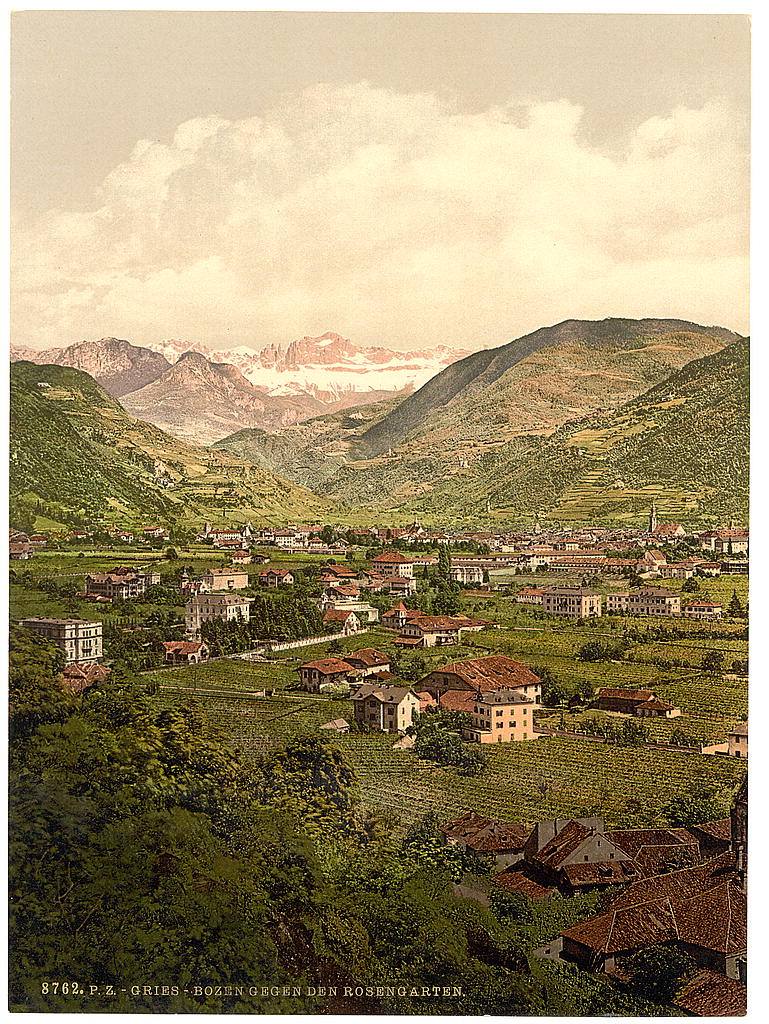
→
(648, 503, 658, 534)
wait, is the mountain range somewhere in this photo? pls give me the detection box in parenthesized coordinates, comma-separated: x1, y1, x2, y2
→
(9, 361, 331, 530)
(10, 332, 469, 443)
(214, 318, 742, 521)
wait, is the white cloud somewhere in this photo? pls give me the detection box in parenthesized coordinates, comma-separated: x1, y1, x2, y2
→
(11, 84, 749, 353)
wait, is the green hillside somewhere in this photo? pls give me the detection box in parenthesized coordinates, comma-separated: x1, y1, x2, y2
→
(10, 361, 332, 530)
(402, 337, 749, 525)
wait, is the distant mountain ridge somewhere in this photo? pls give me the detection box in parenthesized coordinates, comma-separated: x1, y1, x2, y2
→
(11, 331, 470, 439)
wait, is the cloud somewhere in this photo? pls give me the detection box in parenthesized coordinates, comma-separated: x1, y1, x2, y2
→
(12, 84, 749, 353)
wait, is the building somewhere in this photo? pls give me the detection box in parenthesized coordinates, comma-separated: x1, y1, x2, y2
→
(350, 683, 420, 733)
(231, 550, 252, 565)
(19, 618, 103, 664)
(259, 568, 296, 587)
(322, 608, 361, 635)
(541, 586, 602, 619)
(382, 603, 422, 630)
(203, 568, 249, 591)
(9, 540, 33, 559)
(299, 657, 356, 693)
(380, 575, 418, 597)
(515, 587, 544, 605)
(442, 812, 529, 869)
(185, 594, 251, 637)
(463, 689, 537, 744)
(684, 599, 723, 621)
(700, 525, 749, 555)
(728, 720, 748, 758)
(652, 523, 686, 541)
(593, 687, 680, 718)
(59, 661, 111, 694)
(162, 640, 210, 665)
(449, 564, 484, 586)
(398, 615, 466, 648)
(342, 648, 391, 678)
(86, 573, 146, 600)
(370, 550, 415, 578)
(418, 655, 541, 713)
(557, 856, 746, 979)
(609, 588, 681, 616)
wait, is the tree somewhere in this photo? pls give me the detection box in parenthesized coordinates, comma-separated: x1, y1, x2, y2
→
(624, 944, 695, 1005)
(681, 577, 699, 592)
(661, 785, 728, 826)
(165, 546, 179, 560)
(701, 650, 724, 674)
(728, 590, 743, 617)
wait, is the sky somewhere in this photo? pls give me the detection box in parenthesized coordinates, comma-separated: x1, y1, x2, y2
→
(11, 12, 750, 354)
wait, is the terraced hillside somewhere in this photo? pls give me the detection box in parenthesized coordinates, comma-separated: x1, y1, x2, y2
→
(10, 361, 332, 530)
(391, 337, 750, 525)
(215, 318, 739, 518)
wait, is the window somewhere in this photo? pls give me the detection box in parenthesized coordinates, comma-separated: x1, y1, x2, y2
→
(496, 721, 503, 729)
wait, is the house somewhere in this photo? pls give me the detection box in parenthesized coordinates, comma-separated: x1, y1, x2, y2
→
(639, 549, 667, 571)
(163, 640, 210, 665)
(203, 568, 249, 591)
(442, 812, 529, 868)
(324, 583, 362, 601)
(143, 526, 170, 540)
(557, 856, 746, 979)
(610, 588, 681, 617)
(728, 720, 748, 758)
(397, 615, 466, 648)
(449, 564, 484, 586)
(299, 657, 356, 693)
(319, 719, 350, 734)
(463, 689, 537, 744)
(86, 572, 146, 600)
(258, 568, 295, 587)
(672, 969, 746, 1017)
(9, 541, 33, 560)
(684, 599, 723, 621)
(370, 550, 416, 578)
(382, 602, 422, 630)
(19, 618, 103, 664)
(541, 586, 602, 619)
(59, 661, 111, 694)
(380, 575, 418, 596)
(185, 594, 251, 637)
(350, 683, 420, 733)
(593, 687, 680, 717)
(633, 695, 681, 718)
(515, 587, 544, 605)
(319, 565, 358, 583)
(342, 648, 391, 677)
(418, 655, 541, 713)
(231, 550, 252, 565)
(322, 608, 361, 635)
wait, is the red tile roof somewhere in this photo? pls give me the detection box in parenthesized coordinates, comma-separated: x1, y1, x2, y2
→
(426, 655, 541, 693)
(674, 969, 746, 1016)
(300, 658, 354, 674)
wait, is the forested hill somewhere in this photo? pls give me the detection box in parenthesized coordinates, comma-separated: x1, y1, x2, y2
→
(9, 361, 331, 530)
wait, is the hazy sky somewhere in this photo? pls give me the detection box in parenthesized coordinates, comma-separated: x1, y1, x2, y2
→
(11, 12, 750, 353)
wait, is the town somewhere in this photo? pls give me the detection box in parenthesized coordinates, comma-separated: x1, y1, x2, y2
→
(9, 506, 748, 1014)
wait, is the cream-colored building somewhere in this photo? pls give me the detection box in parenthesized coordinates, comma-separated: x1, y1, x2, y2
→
(463, 689, 536, 744)
(541, 586, 602, 618)
(185, 594, 251, 637)
(728, 721, 748, 759)
(19, 617, 103, 664)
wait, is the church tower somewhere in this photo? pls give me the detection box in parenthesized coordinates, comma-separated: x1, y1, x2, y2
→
(648, 503, 658, 534)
